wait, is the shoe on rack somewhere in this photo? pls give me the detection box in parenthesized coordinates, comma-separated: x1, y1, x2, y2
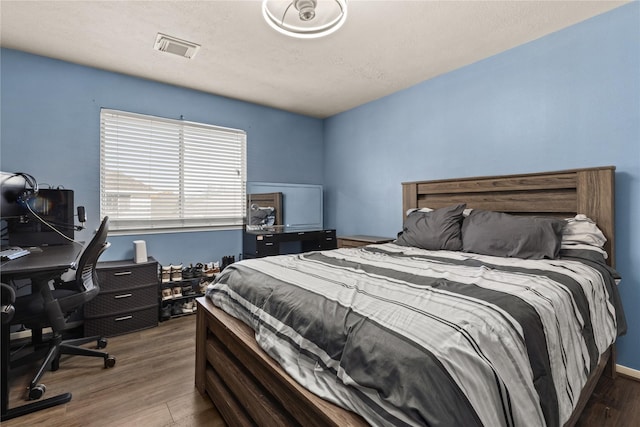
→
(171, 264, 183, 282)
(193, 263, 203, 278)
(182, 265, 194, 280)
(221, 256, 236, 271)
(203, 263, 214, 278)
(172, 286, 183, 299)
(161, 265, 171, 283)
(172, 303, 183, 316)
(182, 300, 195, 314)
(182, 282, 195, 296)
(160, 303, 172, 321)
(198, 279, 209, 294)
(161, 286, 173, 301)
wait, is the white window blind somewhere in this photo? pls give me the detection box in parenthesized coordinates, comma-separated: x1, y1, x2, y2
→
(100, 109, 246, 233)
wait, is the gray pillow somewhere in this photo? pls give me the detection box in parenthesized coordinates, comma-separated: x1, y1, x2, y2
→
(461, 210, 565, 259)
(395, 204, 466, 251)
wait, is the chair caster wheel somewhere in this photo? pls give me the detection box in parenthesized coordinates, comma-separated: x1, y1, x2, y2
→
(29, 384, 46, 400)
(97, 338, 108, 349)
(104, 356, 116, 368)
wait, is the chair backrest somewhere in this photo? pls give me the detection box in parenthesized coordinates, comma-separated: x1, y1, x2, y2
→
(73, 216, 110, 297)
(40, 217, 110, 330)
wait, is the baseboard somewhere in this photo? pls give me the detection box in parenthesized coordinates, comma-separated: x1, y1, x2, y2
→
(10, 327, 53, 340)
(617, 364, 640, 381)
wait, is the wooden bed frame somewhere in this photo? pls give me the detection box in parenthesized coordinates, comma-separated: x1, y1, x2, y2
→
(196, 166, 617, 427)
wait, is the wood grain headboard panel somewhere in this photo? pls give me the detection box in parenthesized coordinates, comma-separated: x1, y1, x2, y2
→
(247, 192, 283, 226)
(402, 166, 616, 266)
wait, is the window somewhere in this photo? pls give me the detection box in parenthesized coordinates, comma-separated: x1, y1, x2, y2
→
(100, 109, 246, 233)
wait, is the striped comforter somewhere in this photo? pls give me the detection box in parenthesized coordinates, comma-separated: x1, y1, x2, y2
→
(206, 243, 625, 427)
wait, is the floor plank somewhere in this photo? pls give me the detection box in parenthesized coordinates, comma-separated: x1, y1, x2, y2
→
(577, 373, 640, 426)
(4, 316, 221, 427)
(4, 315, 639, 426)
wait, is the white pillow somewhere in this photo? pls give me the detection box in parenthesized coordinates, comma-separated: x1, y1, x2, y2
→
(406, 207, 473, 217)
(562, 214, 607, 247)
(406, 207, 433, 216)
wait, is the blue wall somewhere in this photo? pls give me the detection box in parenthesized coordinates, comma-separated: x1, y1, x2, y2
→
(1, 49, 324, 265)
(1, 3, 638, 371)
(324, 3, 640, 370)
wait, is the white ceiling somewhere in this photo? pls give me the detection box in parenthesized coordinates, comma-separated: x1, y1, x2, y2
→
(0, 0, 628, 118)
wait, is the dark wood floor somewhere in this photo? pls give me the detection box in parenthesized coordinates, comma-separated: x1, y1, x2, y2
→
(577, 371, 640, 427)
(4, 315, 222, 427)
(4, 315, 639, 426)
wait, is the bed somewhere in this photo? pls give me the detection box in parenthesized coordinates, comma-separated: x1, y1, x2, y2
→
(195, 166, 626, 427)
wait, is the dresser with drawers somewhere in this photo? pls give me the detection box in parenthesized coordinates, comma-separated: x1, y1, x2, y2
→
(84, 257, 159, 337)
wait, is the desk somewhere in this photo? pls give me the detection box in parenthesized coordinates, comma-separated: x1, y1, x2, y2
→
(1, 244, 82, 279)
(1, 243, 83, 421)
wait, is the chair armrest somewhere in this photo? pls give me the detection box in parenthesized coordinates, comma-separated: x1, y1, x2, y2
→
(1, 283, 16, 324)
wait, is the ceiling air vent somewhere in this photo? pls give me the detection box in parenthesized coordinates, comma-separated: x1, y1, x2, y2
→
(154, 33, 200, 59)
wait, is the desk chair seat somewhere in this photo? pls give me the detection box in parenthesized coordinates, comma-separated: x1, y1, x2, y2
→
(11, 287, 112, 383)
(8, 216, 115, 405)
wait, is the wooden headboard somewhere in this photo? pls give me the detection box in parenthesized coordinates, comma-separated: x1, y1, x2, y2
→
(402, 166, 616, 266)
(247, 192, 283, 226)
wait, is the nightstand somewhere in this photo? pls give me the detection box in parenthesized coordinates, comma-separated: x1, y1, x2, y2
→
(337, 235, 394, 248)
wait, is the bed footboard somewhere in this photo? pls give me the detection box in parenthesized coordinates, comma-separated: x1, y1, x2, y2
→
(195, 296, 368, 427)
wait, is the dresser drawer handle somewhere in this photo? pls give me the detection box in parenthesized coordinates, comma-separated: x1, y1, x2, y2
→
(265, 243, 274, 246)
(115, 315, 133, 322)
(113, 271, 132, 276)
(298, 232, 305, 235)
(114, 293, 132, 299)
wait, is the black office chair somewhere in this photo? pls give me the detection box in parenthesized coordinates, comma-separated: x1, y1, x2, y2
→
(10, 216, 116, 402)
(2, 283, 74, 421)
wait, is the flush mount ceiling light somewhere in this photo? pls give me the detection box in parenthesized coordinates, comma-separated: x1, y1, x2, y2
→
(262, 0, 347, 39)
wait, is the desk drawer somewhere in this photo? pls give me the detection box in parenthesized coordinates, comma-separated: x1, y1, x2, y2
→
(84, 305, 158, 337)
(84, 284, 157, 317)
(320, 234, 337, 250)
(256, 240, 279, 256)
(97, 262, 158, 291)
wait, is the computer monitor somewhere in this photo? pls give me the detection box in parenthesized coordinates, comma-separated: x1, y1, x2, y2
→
(7, 188, 75, 246)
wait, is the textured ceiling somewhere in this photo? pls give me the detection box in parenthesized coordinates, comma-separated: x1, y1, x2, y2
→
(0, 0, 628, 118)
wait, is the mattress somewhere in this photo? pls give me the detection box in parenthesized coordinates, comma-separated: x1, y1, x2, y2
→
(206, 243, 625, 427)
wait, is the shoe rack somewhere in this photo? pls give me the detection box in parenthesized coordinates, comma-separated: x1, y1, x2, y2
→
(158, 263, 218, 321)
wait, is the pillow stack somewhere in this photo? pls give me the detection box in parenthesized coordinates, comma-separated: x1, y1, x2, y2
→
(396, 205, 608, 261)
